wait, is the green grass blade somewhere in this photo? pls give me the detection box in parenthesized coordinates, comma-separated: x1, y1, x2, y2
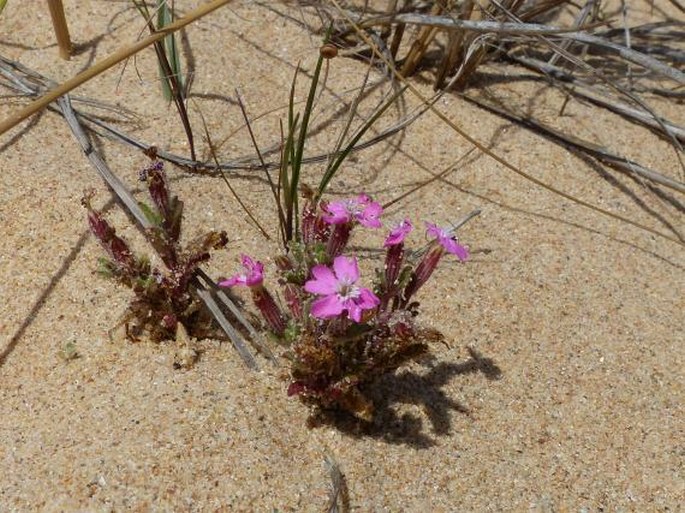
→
(157, 0, 182, 102)
(282, 112, 300, 242)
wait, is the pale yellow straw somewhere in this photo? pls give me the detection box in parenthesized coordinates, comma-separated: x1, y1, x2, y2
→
(47, 0, 72, 60)
(0, 0, 232, 136)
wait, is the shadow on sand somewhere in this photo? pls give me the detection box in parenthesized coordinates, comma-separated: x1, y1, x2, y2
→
(309, 347, 502, 448)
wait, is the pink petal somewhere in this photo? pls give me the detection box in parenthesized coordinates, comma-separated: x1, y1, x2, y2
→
(359, 201, 383, 228)
(304, 265, 338, 295)
(344, 300, 363, 322)
(384, 219, 413, 246)
(218, 275, 243, 287)
(425, 222, 469, 261)
(443, 239, 469, 261)
(333, 255, 359, 284)
(322, 201, 351, 225)
(356, 193, 372, 205)
(356, 287, 380, 309)
(425, 222, 443, 239)
(310, 294, 345, 319)
(343, 288, 379, 322)
(218, 254, 265, 288)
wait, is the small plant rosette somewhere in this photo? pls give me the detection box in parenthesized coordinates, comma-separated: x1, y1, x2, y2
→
(220, 193, 470, 420)
(83, 160, 228, 342)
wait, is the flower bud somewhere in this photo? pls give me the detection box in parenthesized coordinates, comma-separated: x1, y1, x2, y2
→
(252, 286, 287, 336)
(402, 243, 444, 304)
(326, 223, 352, 258)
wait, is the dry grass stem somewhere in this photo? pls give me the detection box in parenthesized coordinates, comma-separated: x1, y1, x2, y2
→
(327, 0, 684, 247)
(47, 0, 72, 60)
(1, 55, 420, 175)
(0, 0, 233, 136)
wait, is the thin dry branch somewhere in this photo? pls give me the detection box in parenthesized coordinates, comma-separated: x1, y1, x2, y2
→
(460, 91, 685, 196)
(47, 0, 72, 60)
(511, 53, 685, 145)
(0, 54, 423, 174)
(349, 13, 685, 84)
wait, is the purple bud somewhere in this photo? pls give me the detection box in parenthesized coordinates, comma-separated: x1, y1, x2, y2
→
(252, 286, 287, 336)
(83, 200, 135, 269)
(147, 164, 170, 218)
(283, 283, 303, 320)
(301, 202, 318, 245)
(402, 243, 444, 304)
(302, 201, 330, 245)
(384, 242, 404, 290)
(326, 222, 352, 258)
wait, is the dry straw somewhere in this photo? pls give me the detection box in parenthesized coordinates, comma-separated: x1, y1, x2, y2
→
(319, 0, 685, 245)
(47, 0, 72, 60)
(0, 0, 233, 136)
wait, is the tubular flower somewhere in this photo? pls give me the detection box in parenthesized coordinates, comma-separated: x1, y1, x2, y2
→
(383, 219, 413, 299)
(218, 254, 264, 288)
(304, 255, 380, 322)
(425, 222, 469, 261)
(321, 194, 383, 228)
(402, 222, 469, 304)
(384, 219, 413, 247)
(219, 255, 285, 335)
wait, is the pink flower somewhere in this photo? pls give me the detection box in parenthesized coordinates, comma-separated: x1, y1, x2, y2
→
(384, 219, 413, 247)
(425, 222, 469, 261)
(218, 254, 264, 287)
(218, 255, 286, 335)
(304, 256, 380, 322)
(322, 194, 383, 228)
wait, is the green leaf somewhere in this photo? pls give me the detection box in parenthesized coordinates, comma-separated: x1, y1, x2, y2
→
(138, 201, 162, 227)
(157, 0, 183, 102)
(97, 257, 115, 277)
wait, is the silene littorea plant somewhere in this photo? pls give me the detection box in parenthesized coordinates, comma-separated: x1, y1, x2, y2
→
(220, 192, 470, 420)
(83, 160, 228, 342)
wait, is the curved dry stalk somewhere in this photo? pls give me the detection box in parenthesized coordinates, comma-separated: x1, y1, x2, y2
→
(0, 53, 425, 175)
(47, 0, 72, 60)
(489, 1, 685, 176)
(297, 2, 684, 173)
(510, 53, 685, 145)
(353, 14, 685, 85)
(460, 91, 685, 195)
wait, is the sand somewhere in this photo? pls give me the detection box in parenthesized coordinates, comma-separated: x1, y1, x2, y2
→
(1, 1, 683, 511)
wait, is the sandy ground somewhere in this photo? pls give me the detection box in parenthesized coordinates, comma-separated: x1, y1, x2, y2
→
(1, 1, 683, 511)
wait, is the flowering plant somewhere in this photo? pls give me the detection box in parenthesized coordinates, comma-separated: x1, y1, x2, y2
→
(221, 192, 470, 420)
(84, 160, 228, 341)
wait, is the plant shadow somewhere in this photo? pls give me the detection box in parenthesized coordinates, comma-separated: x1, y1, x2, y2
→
(309, 347, 502, 448)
